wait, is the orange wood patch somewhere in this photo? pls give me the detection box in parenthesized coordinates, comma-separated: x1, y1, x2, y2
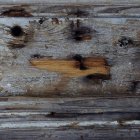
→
(30, 57, 110, 77)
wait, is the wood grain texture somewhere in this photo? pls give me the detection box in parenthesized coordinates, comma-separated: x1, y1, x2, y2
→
(0, 0, 140, 139)
(1, 4, 140, 18)
(30, 57, 110, 77)
(0, 17, 139, 96)
(0, 96, 140, 139)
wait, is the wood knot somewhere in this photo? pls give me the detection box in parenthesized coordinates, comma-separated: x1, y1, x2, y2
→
(39, 17, 46, 24)
(70, 20, 93, 42)
(8, 24, 34, 49)
(10, 25, 24, 37)
(72, 26, 92, 41)
(118, 37, 133, 47)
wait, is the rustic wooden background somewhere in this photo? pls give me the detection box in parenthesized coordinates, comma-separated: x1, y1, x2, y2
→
(0, 0, 140, 139)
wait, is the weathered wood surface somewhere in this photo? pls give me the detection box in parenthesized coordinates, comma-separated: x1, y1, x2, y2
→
(1, 4, 140, 18)
(0, 0, 140, 139)
(0, 96, 140, 139)
(0, 17, 139, 96)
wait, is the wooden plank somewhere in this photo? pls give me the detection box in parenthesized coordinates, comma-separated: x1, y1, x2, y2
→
(0, 17, 139, 96)
(0, 1, 139, 139)
(0, 4, 140, 18)
(0, 96, 140, 139)
(0, 0, 140, 5)
(0, 128, 140, 140)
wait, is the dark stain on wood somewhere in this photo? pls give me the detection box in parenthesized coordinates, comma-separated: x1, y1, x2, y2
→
(73, 54, 88, 70)
(69, 20, 93, 42)
(8, 43, 25, 49)
(73, 54, 84, 62)
(52, 18, 60, 24)
(1, 6, 32, 17)
(130, 81, 139, 92)
(47, 112, 56, 117)
(10, 25, 24, 37)
(68, 9, 89, 17)
(0, 1, 140, 139)
(47, 112, 79, 118)
(38, 17, 46, 24)
(86, 73, 110, 80)
(8, 24, 34, 49)
(25, 86, 63, 98)
(31, 54, 44, 59)
(25, 75, 71, 98)
(118, 37, 133, 47)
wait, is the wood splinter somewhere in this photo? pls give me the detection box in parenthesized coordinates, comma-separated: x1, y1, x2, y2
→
(30, 56, 110, 78)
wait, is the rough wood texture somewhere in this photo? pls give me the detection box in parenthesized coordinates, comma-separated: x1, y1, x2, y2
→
(0, 0, 140, 139)
(0, 17, 139, 96)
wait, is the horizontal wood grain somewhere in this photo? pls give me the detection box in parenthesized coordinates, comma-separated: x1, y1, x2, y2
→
(0, 128, 140, 140)
(0, 96, 139, 113)
(0, 96, 140, 139)
(0, 1, 139, 139)
(1, 4, 140, 18)
(30, 57, 110, 77)
(0, 16, 139, 96)
(0, 0, 140, 5)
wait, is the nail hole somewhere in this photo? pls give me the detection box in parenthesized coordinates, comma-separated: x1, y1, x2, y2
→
(52, 18, 59, 24)
(10, 25, 23, 37)
(39, 17, 45, 24)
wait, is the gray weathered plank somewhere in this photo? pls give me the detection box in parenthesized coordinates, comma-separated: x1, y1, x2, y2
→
(0, 96, 140, 139)
(1, 4, 140, 18)
(0, 17, 139, 96)
(0, 1, 140, 139)
(0, 96, 139, 113)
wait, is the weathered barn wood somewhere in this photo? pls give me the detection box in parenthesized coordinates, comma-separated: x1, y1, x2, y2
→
(0, 0, 140, 139)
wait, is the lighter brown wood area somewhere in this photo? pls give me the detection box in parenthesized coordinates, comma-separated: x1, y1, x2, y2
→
(30, 57, 109, 77)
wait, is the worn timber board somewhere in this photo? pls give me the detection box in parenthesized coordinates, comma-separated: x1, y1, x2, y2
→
(0, 0, 140, 139)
